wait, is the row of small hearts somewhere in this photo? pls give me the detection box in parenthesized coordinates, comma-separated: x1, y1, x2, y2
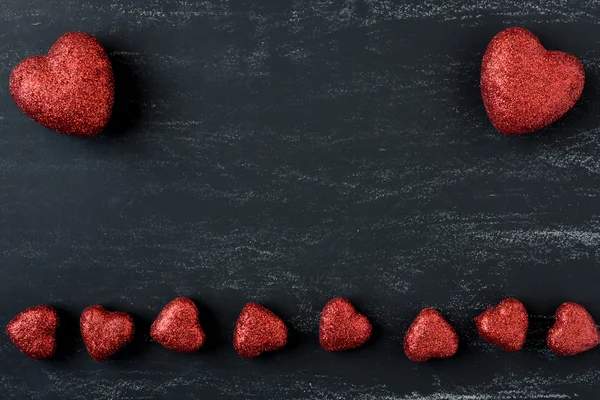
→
(6, 297, 599, 362)
(9, 27, 584, 137)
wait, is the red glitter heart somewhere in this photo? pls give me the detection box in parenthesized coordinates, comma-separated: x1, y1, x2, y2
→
(475, 298, 528, 352)
(403, 308, 458, 362)
(10, 32, 114, 137)
(80, 305, 134, 362)
(233, 303, 288, 358)
(319, 298, 372, 352)
(481, 27, 584, 135)
(151, 297, 206, 353)
(547, 302, 600, 356)
(6, 305, 58, 360)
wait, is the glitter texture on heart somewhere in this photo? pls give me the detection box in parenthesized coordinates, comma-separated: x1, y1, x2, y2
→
(481, 27, 584, 134)
(151, 297, 206, 353)
(6, 305, 59, 360)
(403, 308, 458, 362)
(475, 298, 529, 352)
(10, 32, 114, 136)
(547, 302, 600, 356)
(233, 303, 288, 358)
(80, 305, 135, 362)
(319, 298, 372, 352)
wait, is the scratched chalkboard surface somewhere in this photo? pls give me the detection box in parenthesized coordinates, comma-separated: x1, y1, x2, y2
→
(1, 1, 600, 399)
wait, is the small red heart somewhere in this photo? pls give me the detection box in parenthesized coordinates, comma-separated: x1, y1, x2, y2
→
(319, 298, 372, 352)
(6, 305, 58, 360)
(10, 32, 114, 137)
(475, 298, 528, 352)
(80, 305, 134, 362)
(151, 297, 206, 353)
(404, 308, 458, 362)
(547, 302, 600, 356)
(481, 27, 584, 135)
(233, 303, 288, 358)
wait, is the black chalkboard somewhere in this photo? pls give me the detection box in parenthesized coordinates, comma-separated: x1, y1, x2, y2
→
(1, 1, 600, 399)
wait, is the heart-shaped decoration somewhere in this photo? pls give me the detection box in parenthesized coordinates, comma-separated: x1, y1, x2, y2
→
(233, 303, 288, 358)
(404, 308, 458, 362)
(547, 302, 600, 356)
(151, 297, 206, 353)
(319, 298, 372, 352)
(475, 298, 528, 352)
(6, 305, 58, 360)
(10, 32, 114, 137)
(80, 305, 134, 362)
(481, 27, 584, 135)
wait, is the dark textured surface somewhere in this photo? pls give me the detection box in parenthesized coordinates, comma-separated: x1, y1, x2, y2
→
(1, 0, 600, 399)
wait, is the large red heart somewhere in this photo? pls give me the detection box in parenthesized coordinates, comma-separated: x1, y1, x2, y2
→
(319, 298, 371, 352)
(10, 32, 114, 137)
(151, 297, 206, 353)
(481, 27, 584, 135)
(403, 308, 458, 362)
(6, 305, 58, 360)
(475, 298, 528, 352)
(80, 305, 134, 362)
(547, 302, 600, 356)
(233, 303, 288, 358)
